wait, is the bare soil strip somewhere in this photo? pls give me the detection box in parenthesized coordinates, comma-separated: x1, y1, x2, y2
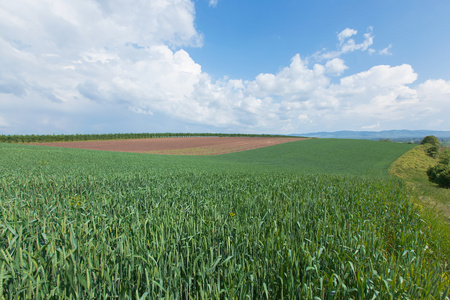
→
(30, 137, 308, 155)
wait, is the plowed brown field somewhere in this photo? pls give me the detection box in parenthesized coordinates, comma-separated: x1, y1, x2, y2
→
(31, 137, 308, 155)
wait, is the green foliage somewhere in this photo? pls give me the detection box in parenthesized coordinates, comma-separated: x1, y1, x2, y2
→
(0, 141, 447, 298)
(420, 136, 441, 158)
(425, 144, 440, 158)
(421, 135, 441, 147)
(434, 166, 450, 188)
(427, 147, 450, 188)
(440, 148, 450, 165)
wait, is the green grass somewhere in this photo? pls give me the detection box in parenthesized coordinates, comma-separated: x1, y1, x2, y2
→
(390, 145, 450, 269)
(0, 139, 414, 177)
(214, 138, 415, 176)
(0, 140, 448, 298)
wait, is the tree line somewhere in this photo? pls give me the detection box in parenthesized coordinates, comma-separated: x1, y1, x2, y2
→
(0, 132, 296, 143)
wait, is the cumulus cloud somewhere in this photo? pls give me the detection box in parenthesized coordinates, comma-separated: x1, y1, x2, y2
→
(341, 28, 373, 53)
(325, 58, 348, 76)
(0, 0, 204, 131)
(209, 0, 219, 7)
(339, 64, 418, 89)
(0, 1, 449, 134)
(248, 54, 329, 98)
(313, 27, 374, 61)
(338, 28, 357, 43)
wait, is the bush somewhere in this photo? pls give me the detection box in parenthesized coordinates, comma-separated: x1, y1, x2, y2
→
(427, 165, 442, 182)
(437, 167, 450, 188)
(422, 143, 439, 158)
(420, 136, 441, 158)
(432, 165, 450, 188)
(439, 148, 450, 165)
(420, 135, 440, 147)
(427, 151, 450, 188)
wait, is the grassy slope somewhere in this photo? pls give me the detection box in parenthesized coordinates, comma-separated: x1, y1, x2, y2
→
(390, 145, 450, 268)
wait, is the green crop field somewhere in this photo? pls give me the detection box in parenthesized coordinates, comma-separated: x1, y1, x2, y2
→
(0, 139, 448, 299)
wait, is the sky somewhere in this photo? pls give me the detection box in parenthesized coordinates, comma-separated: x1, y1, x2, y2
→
(1, 0, 450, 135)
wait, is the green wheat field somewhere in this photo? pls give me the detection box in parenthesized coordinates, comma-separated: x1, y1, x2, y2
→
(0, 138, 448, 299)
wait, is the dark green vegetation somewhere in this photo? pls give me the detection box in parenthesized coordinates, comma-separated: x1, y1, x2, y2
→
(0, 132, 293, 143)
(427, 153, 450, 188)
(421, 135, 441, 147)
(418, 135, 450, 188)
(426, 141, 450, 189)
(1, 139, 448, 299)
(421, 135, 441, 158)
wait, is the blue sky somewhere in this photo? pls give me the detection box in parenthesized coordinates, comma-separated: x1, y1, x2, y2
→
(192, 0, 450, 81)
(1, 0, 449, 134)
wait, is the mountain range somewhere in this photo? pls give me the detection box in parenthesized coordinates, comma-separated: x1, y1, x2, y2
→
(295, 130, 450, 140)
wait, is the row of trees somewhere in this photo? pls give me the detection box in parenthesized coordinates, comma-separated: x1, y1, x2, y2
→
(422, 135, 450, 188)
(0, 133, 296, 143)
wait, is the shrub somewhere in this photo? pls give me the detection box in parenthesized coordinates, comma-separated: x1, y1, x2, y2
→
(427, 148, 450, 188)
(420, 136, 441, 158)
(420, 135, 440, 147)
(422, 143, 439, 158)
(437, 167, 450, 188)
(439, 148, 450, 165)
(427, 164, 441, 182)
(430, 165, 450, 188)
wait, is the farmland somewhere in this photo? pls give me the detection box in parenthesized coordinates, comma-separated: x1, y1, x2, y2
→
(0, 138, 448, 298)
(27, 136, 307, 155)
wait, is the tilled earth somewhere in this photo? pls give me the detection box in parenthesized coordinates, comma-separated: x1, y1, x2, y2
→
(31, 136, 308, 155)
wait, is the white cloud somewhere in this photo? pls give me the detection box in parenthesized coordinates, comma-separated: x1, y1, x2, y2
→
(340, 27, 373, 53)
(417, 79, 450, 102)
(298, 114, 312, 123)
(331, 65, 420, 122)
(379, 44, 393, 55)
(415, 79, 450, 117)
(129, 106, 153, 115)
(248, 54, 329, 99)
(325, 58, 348, 75)
(338, 28, 358, 43)
(313, 27, 374, 61)
(362, 122, 380, 129)
(0, 0, 205, 130)
(209, 0, 218, 7)
(339, 64, 417, 90)
(0, 116, 9, 127)
(0, 1, 449, 134)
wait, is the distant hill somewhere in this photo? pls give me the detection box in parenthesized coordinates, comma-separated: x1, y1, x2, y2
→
(295, 130, 450, 141)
